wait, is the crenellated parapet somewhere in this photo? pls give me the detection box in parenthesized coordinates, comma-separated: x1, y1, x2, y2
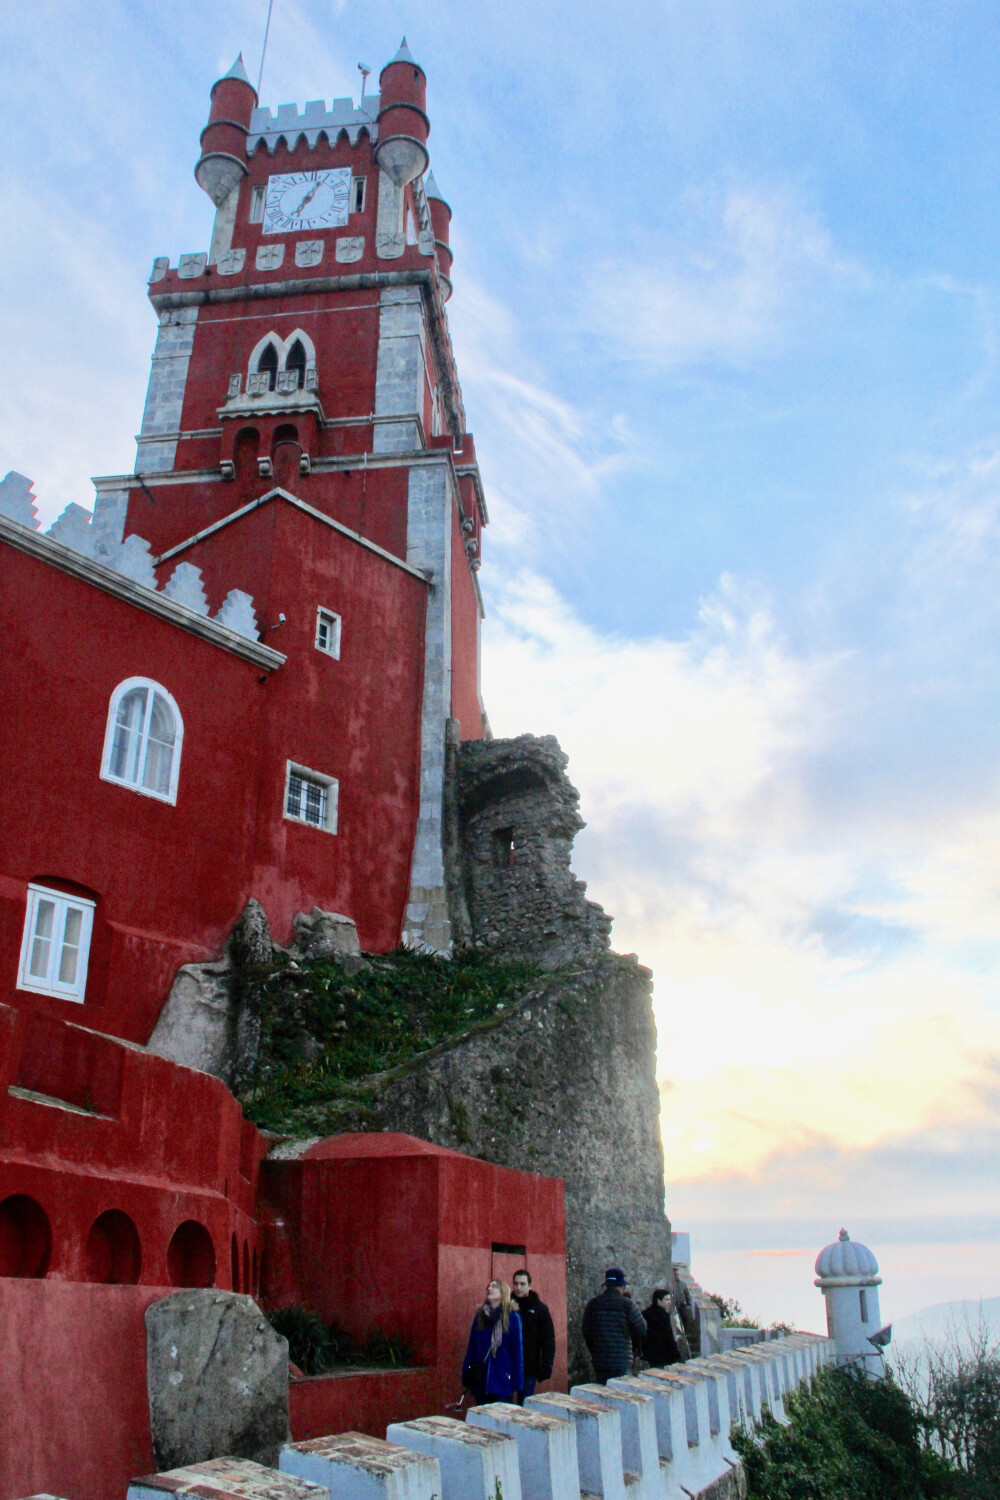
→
(0, 470, 261, 642)
(247, 97, 379, 155)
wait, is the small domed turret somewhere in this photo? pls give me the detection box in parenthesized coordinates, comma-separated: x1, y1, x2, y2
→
(424, 171, 453, 300)
(196, 54, 257, 206)
(375, 38, 430, 186)
(815, 1228, 879, 1282)
(814, 1229, 887, 1378)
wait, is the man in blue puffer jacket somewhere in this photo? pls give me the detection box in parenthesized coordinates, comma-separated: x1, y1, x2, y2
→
(462, 1279, 524, 1405)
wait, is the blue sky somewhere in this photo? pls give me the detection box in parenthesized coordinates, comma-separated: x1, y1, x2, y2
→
(3, 0, 999, 1326)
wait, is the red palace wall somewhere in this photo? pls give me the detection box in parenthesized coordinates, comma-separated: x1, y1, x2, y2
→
(261, 1133, 568, 1415)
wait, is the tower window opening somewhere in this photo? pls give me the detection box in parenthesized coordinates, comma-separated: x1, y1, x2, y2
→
(18, 885, 95, 1002)
(284, 762, 338, 834)
(257, 343, 279, 392)
(859, 1289, 868, 1324)
(492, 828, 516, 868)
(315, 608, 342, 659)
(285, 340, 307, 390)
(351, 177, 366, 213)
(249, 185, 266, 223)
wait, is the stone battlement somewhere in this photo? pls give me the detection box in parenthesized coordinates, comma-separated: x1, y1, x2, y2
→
(247, 96, 381, 155)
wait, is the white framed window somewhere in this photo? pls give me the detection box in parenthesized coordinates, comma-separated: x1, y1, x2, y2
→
(249, 184, 266, 223)
(18, 885, 95, 1002)
(351, 176, 366, 213)
(101, 678, 183, 805)
(284, 762, 338, 834)
(315, 608, 342, 659)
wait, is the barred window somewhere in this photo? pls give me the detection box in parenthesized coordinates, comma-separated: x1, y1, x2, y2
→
(287, 773, 326, 826)
(284, 762, 338, 834)
(18, 885, 95, 1002)
(102, 679, 183, 804)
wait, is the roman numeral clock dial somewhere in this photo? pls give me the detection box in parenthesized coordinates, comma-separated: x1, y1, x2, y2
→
(262, 169, 351, 234)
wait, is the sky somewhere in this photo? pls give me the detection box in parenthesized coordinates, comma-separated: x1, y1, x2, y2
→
(2, 0, 999, 1330)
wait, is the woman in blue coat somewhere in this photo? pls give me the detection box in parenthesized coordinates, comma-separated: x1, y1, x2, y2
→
(462, 1279, 524, 1405)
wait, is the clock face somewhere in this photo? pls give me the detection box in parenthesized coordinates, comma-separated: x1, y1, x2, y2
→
(262, 169, 351, 235)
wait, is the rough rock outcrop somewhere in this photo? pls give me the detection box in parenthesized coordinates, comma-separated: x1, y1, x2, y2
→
(149, 903, 364, 1084)
(329, 951, 672, 1384)
(146, 1290, 290, 1469)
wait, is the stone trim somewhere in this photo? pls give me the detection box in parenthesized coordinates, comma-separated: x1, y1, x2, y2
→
(0, 513, 285, 669)
(149, 268, 467, 440)
(153, 486, 431, 583)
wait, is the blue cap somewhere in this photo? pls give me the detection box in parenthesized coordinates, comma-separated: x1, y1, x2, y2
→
(605, 1267, 626, 1286)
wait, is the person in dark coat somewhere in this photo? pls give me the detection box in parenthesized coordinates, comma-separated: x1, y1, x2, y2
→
(462, 1279, 524, 1405)
(512, 1269, 556, 1401)
(642, 1288, 685, 1367)
(582, 1267, 647, 1384)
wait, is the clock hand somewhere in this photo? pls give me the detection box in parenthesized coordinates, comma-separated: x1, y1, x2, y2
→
(292, 181, 321, 215)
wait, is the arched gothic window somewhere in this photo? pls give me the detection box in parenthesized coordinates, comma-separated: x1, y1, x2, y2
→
(285, 340, 307, 390)
(256, 343, 279, 392)
(101, 678, 183, 804)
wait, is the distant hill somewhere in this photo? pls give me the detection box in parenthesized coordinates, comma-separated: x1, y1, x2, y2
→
(890, 1296, 1000, 1354)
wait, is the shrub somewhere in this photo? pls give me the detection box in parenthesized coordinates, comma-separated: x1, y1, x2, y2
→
(267, 1304, 336, 1375)
(731, 1366, 952, 1500)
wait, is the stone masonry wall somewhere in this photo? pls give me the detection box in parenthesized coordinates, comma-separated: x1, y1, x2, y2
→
(453, 734, 613, 969)
(358, 952, 673, 1384)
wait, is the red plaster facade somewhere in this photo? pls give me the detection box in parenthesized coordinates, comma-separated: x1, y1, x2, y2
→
(0, 42, 567, 1500)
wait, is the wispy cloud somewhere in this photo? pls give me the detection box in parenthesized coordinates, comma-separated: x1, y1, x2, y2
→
(589, 184, 869, 368)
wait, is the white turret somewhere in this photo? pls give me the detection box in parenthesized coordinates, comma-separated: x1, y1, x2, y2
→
(814, 1228, 890, 1377)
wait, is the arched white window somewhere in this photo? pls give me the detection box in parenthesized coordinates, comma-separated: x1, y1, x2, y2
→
(101, 678, 183, 804)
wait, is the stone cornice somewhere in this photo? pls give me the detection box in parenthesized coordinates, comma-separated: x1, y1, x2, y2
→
(0, 513, 286, 670)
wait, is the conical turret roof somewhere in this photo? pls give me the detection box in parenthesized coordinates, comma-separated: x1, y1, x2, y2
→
(390, 36, 418, 66)
(221, 52, 253, 86)
(425, 171, 448, 203)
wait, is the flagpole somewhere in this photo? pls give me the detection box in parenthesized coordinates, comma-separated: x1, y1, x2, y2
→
(257, 0, 275, 96)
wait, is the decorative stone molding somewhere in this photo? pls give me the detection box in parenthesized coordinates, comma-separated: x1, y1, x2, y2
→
(335, 235, 365, 263)
(163, 561, 210, 616)
(177, 253, 208, 280)
(217, 247, 246, 275)
(0, 470, 39, 529)
(294, 240, 323, 268)
(215, 588, 260, 640)
(47, 502, 97, 557)
(149, 256, 169, 283)
(256, 243, 285, 271)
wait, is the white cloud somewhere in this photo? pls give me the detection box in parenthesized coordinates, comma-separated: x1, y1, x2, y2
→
(589, 183, 869, 368)
(482, 565, 1000, 1219)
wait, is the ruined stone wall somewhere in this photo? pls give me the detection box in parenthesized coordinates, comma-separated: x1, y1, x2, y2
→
(450, 734, 612, 969)
(359, 953, 672, 1384)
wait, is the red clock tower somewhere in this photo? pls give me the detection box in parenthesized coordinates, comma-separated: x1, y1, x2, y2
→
(91, 41, 487, 960)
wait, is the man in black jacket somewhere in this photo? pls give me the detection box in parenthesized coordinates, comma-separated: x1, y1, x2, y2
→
(582, 1267, 647, 1384)
(512, 1269, 556, 1401)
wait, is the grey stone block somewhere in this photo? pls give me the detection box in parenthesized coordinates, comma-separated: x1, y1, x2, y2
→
(145, 1292, 290, 1470)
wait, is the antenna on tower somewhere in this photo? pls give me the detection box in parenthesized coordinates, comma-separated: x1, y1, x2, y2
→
(358, 61, 372, 109)
(257, 0, 276, 96)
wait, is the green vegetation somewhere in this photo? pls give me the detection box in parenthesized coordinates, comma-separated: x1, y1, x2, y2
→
(238, 946, 539, 1136)
(266, 1304, 415, 1375)
(733, 1366, 982, 1499)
